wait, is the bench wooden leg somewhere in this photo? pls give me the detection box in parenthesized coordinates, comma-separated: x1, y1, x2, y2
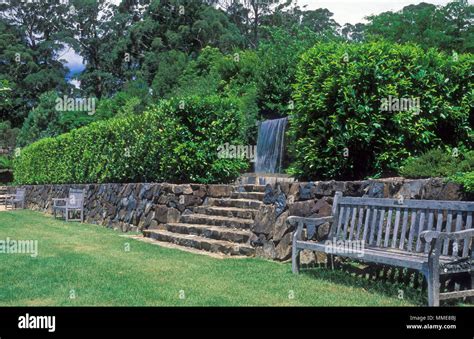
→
(426, 267, 440, 307)
(292, 244, 300, 274)
(65, 208, 69, 222)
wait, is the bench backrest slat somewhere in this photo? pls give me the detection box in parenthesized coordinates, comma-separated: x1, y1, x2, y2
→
(384, 208, 393, 247)
(16, 188, 25, 199)
(368, 208, 378, 245)
(463, 212, 473, 257)
(407, 210, 418, 252)
(348, 206, 358, 241)
(328, 192, 342, 239)
(342, 206, 351, 240)
(442, 211, 454, 255)
(333, 193, 474, 257)
(398, 209, 409, 250)
(391, 208, 402, 248)
(376, 208, 385, 246)
(356, 207, 364, 240)
(361, 207, 371, 243)
(68, 189, 85, 208)
(423, 211, 435, 253)
(415, 209, 426, 252)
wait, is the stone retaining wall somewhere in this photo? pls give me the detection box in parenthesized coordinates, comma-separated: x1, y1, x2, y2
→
(11, 178, 468, 261)
(11, 183, 234, 232)
(252, 178, 467, 261)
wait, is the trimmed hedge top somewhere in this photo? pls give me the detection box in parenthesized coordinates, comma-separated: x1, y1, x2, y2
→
(14, 96, 249, 184)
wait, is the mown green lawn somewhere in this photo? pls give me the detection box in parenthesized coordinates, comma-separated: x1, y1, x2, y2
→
(0, 210, 426, 306)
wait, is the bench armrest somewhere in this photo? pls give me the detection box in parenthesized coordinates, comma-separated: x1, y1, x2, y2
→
(420, 229, 474, 243)
(421, 229, 474, 262)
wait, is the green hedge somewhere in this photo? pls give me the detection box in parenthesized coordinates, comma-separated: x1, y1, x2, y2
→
(399, 148, 473, 178)
(399, 148, 474, 193)
(288, 42, 473, 180)
(14, 96, 249, 184)
(451, 171, 474, 194)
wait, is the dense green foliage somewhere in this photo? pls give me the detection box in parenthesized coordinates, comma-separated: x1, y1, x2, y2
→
(399, 148, 474, 193)
(2, 0, 473, 183)
(14, 96, 248, 184)
(288, 42, 473, 180)
(16, 92, 99, 147)
(399, 148, 473, 178)
(0, 3, 70, 126)
(0, 155, 11, 170)
(365, 1, 473, 53)
(451, 171, 474, 193)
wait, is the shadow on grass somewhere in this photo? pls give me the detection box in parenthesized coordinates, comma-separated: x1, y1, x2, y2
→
(297, 262, 426, 306)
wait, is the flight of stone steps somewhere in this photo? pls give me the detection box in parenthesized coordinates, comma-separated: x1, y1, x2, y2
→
(143, 184, 265, 257)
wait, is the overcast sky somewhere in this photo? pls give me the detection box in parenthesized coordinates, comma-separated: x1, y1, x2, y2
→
(64, 0, 466, 78)
(296, 0, 455, 24)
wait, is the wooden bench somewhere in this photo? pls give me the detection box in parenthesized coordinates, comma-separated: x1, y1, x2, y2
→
(5, 188, 25, 209)
(53, 188, 85, 222)
(289, 191, 474, 306)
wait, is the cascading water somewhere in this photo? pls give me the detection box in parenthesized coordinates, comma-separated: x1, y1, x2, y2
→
(255, 117, 288, 173)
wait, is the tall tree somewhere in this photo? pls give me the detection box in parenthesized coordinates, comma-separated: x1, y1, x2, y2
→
(68, 0, 117, 98)
(0, 1, 70, 126)
(366, 0, 473, 52)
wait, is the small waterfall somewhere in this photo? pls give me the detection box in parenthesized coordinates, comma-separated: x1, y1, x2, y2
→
(255, 117, 288, 173)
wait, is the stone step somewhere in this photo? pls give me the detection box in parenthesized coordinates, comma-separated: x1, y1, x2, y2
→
(180, 213, 253, 229)
(208, 198, 262, 210)
(143, 229, 255, 256)
(230, 191, 265, 201)
(233, 184, 266, 193)
(193, 206, 256, 219)
(165, 223, 252, 243)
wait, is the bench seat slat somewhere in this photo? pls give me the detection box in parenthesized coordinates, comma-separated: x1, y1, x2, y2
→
(295, 241, 456, 270)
